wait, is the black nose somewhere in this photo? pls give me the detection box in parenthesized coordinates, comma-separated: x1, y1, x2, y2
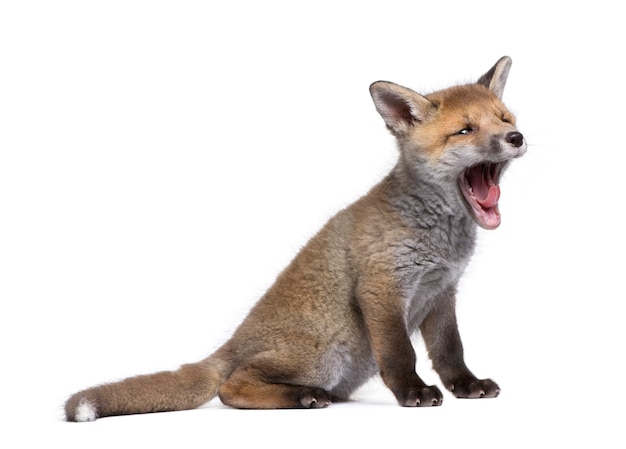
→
(506, 131, 524, 148)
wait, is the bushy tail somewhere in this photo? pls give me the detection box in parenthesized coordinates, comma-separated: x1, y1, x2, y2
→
(65, 356, 228, 422)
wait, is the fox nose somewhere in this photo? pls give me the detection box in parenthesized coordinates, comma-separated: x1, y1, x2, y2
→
(505, 131, 524, 148)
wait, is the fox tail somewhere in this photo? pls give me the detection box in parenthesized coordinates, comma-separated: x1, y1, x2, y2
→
(64, 356, 228, 422)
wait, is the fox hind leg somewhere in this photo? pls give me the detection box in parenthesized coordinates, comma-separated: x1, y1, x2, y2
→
(218, 365, 331, 409)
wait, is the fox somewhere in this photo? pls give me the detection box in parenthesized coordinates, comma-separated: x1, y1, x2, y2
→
(65, 56, 526, 421)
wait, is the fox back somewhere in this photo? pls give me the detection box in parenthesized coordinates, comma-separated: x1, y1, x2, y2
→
(65, 56, 526, 421)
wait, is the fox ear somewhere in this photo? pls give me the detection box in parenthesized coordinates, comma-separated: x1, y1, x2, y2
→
(369, 81, 436, 138)
(477, 56, 512, 100)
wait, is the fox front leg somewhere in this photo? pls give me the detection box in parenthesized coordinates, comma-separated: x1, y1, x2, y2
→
(420, 289, 500, 399)
(357, 282, 443, 407)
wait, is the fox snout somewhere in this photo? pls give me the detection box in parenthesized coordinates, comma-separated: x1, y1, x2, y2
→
(505, 131, 524, 148)
(460, 128, 526, 230)
(503, 130, 526, 158)
(487, 130, 526, 163)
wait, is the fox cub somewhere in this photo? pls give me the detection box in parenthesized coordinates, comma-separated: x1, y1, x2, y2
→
(66, 56, 526, 421)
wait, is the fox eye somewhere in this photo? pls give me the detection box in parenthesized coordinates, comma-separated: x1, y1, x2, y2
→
(456, 127, 473, 135)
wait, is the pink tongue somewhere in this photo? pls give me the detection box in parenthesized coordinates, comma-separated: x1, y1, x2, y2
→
(469, 165, 500, 209)
(477, 185, 500, 208)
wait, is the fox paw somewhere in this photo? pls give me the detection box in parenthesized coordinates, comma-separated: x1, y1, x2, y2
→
(298, 388, 332, 408)
(449, 378, 500, 399)
(399, 385, 443, 407)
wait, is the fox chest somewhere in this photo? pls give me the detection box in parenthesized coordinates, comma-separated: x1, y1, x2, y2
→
(394, 230, 475, 330)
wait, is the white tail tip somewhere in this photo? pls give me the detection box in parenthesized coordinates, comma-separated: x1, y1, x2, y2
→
(74, 398, 98, 422)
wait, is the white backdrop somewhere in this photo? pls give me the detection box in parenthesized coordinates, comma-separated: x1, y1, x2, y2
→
(1, 1, 624, 447)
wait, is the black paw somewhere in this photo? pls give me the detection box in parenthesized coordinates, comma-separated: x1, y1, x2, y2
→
(449, 378, 500, 399)
(399, 385, 443, 407)
(298, 388, 332, 408)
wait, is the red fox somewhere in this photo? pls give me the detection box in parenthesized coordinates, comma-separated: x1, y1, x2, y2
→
(65, 56, 526, 421)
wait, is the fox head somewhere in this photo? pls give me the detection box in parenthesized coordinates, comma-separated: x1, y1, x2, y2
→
(370, 56, 526, 230)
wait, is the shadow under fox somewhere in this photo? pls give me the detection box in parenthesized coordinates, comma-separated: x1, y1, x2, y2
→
(65, 56, 526, 421)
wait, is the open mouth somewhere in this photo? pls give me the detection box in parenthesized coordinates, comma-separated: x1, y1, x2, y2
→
(459, 162, 507, 230)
